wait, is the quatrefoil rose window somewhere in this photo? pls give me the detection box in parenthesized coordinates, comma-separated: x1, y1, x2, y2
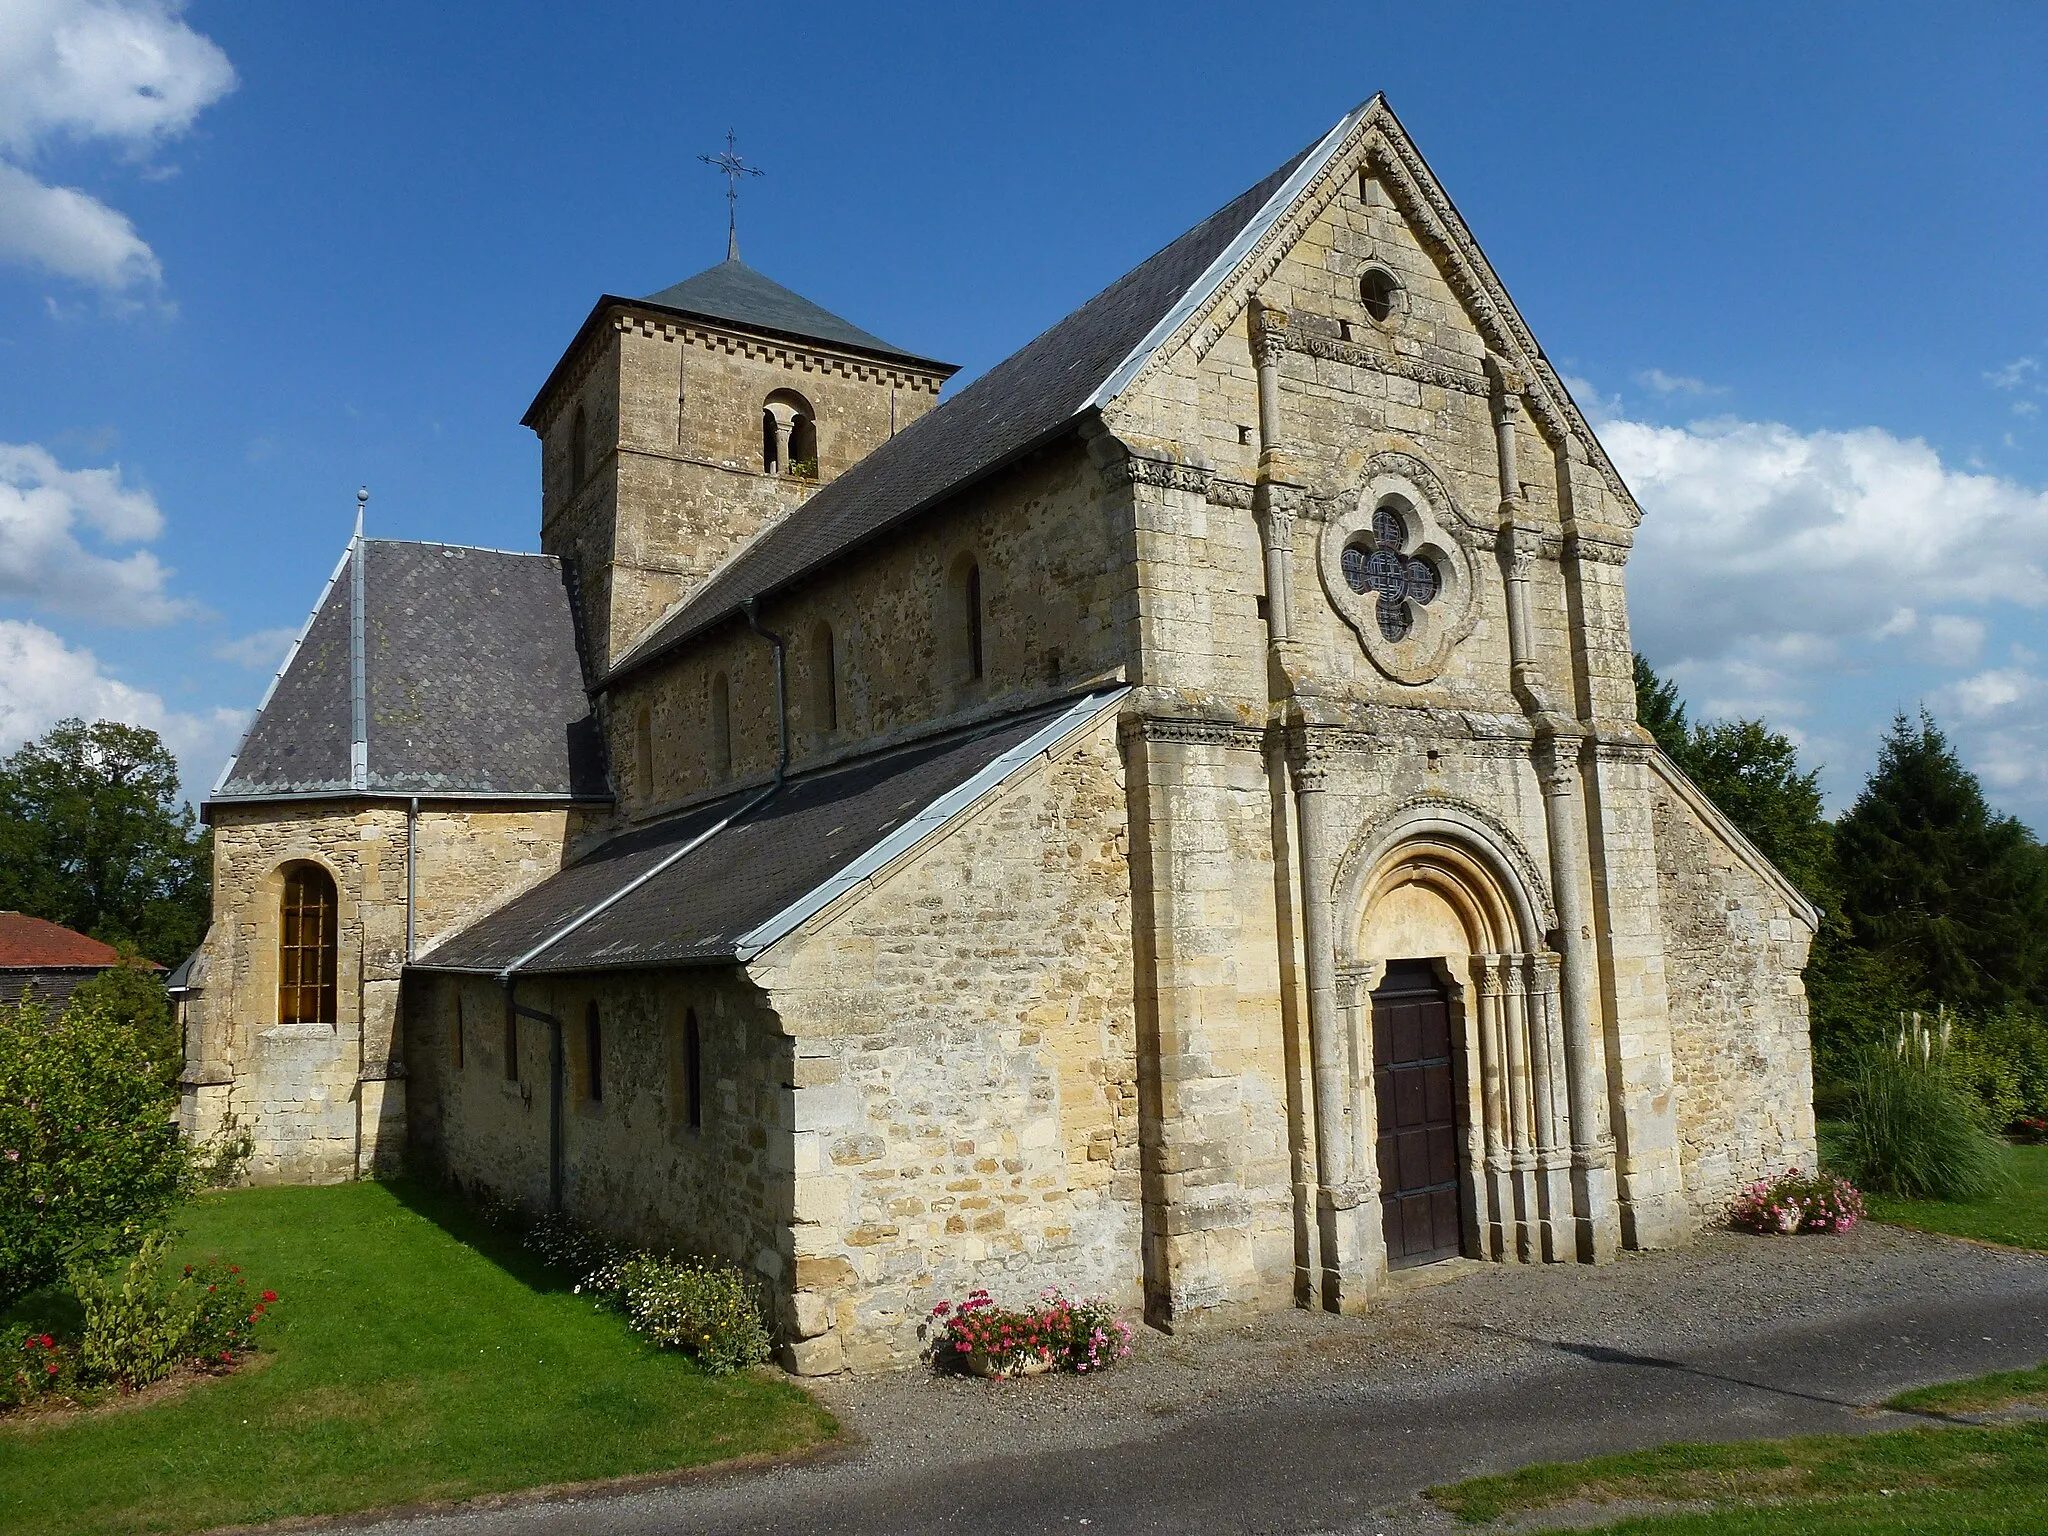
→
(1341, 505, 1441, 642)
(1319, 475, 1476, 685)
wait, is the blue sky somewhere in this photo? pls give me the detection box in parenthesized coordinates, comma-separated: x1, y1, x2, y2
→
(2, 1, 2045, 829)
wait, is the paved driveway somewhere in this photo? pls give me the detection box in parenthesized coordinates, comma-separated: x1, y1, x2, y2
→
(338, 1226, 2048, 1536)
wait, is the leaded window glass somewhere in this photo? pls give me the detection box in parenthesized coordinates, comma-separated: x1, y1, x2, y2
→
(279, 863, 337, 1025)
(1350, 501, 1441, 643)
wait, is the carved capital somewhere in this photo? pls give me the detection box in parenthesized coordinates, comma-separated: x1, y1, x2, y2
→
(1288, 727, 1340, 791)
(1249, 298, 1291, 368)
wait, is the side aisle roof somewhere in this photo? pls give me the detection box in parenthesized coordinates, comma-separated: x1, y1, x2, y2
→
(414, 689, 1124, 976)
(211, 538, 610, 805)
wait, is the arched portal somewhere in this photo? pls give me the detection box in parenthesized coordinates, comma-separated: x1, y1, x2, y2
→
(1333, 804, 1573, 1268)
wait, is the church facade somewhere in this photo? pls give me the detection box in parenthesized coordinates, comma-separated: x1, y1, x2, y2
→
(182, 98, 1818, 1374)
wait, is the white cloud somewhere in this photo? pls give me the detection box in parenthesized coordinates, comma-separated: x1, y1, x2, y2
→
(1987, 357, 2039, 391)
(0, 439, 192, 623)
(1925, 614, 1986, 666)
(1947, 666, 2043, 721)
(1636, 368, 1721, 396)
(0, 0, 233, 293)
(0, 159, 157, 289)
(1610, 407, 2048, 825)
(1613, 416, 2048, 668)
(0, 616, 246, 797)
(211, 625, 295, 671)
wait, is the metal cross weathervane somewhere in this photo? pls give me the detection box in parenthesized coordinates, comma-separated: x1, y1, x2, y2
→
(699, 130, 763, 261)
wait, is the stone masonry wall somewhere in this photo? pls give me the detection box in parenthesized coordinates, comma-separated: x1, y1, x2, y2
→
(188, 801, 587, 1183)
(752, 708, 1139, 1373)
(606, 442, 1131, 822)
(403, 967, 793, 1296)
(1652, 773, 1818, 1214)
(536, 312, 948, 675)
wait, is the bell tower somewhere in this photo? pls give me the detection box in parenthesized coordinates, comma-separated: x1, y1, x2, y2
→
(524, 259, 956, 676)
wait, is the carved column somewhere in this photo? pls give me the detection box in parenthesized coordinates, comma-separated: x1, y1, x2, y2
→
(1291, 730, 1383, 1309)
(1537, 740, 1621, 1261)
(1250, 299, 1297, 644)
(1498, 953, 1535, 1260)
(1475, 956, 1514, 1259)
(1338, 964, 1376, 1187)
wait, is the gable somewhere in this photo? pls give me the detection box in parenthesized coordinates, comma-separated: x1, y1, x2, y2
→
(1116, 98, 1640, 528)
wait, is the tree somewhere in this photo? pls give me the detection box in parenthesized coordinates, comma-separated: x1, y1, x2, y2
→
(0, 719, 211, 967)
(1680, 718, 1837, 909)
(1632, 653, 1691, 761)
(66, 957, 180, 1081)
(1833, 711, 2048, 1010)
(0, 994, 199, 1307)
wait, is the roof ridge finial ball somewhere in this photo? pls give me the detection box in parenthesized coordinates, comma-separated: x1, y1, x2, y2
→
(357, 487, 369, 507)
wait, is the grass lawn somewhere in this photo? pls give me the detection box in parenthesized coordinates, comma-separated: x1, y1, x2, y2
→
(0, 1180, 834, 1536)
(1863, 1143, 2048, 1252)
(1428, 1368, 2048, 1533)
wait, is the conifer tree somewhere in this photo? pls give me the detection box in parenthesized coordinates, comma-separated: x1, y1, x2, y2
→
(1833, 711, 2048, 1010)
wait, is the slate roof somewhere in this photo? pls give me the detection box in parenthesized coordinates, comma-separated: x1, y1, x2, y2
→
(608, 124, 1336, 680)
(641, 259, 939, 366)
(212, 539, 609, 804)
(416, 689, 1121, 976)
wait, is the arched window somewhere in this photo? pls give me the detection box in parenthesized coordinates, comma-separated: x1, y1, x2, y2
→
(278, 862, 337, 1025)
(709, 672, 732, 781)
(762, 389, 816, 477)
(584, 1000, 603, 1103)
(569, 403, 588, 487)
(633, 703, 653, 797)
(948, 554, 985, 683)
(671, 1011, 704, 1130)
(811, 621, 838, 734)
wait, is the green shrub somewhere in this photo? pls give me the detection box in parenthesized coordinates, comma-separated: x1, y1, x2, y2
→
(74, 1234, 202, 1389)
(614, 1254, 772, 1375)
(70, 1236, 277, 1389)
(0, 995, 202, 1306)
(1835, 1044, 2011, 1201)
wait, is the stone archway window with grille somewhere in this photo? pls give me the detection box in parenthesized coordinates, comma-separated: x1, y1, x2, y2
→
(1343, 503, 1441, 642)
(279, 862, 338, 1025)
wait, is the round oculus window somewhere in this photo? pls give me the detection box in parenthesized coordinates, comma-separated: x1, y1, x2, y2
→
(1360, 268, 1400, 323)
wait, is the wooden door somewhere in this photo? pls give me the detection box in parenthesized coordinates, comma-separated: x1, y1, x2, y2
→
(1372, 960, 1463, 1268)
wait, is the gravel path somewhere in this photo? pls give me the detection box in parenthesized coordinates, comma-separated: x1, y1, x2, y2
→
(333, 1225, 2048, 1536)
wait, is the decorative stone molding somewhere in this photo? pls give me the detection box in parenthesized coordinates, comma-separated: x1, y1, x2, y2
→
(1283, 320, 1490, 400)
(1206, 478, 1256, 510)
(1112, 454, 1215, 496)
(1562, 532, 1632, 566)
(1333, 792, 1558, 941)
(1118, 714, 1267, 751)
(1319, 461, 1480, 686)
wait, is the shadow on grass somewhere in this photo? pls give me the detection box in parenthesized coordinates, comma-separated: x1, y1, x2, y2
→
(376, 1174, 581, 1298)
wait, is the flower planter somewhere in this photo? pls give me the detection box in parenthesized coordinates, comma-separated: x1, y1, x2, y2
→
(966, 1351, 1054, 1379)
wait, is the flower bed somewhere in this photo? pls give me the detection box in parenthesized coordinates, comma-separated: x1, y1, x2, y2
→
(504, 1207, 771, 1375)
(924, 1287, 1132, 1378)
(1730, 1168, 1865, 1234)
(2, 1235, 277, 1414)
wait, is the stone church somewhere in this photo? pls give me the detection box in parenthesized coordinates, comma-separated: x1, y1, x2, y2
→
(181, 97, 1819, 1373)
